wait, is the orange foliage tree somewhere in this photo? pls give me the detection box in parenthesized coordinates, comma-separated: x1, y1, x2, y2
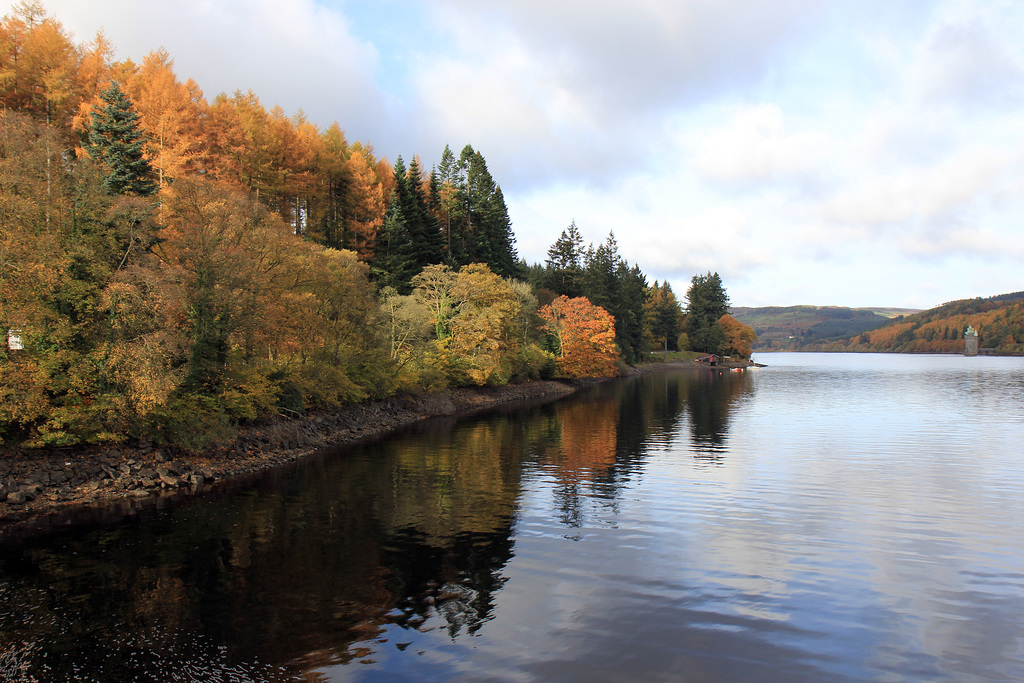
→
(717, 314, 757, 359)
(539, 295, 618, 378)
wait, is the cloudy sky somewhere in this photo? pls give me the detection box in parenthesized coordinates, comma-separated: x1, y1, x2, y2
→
(34, 0, 1024, 308)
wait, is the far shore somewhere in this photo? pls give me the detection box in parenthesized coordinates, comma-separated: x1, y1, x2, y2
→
(0, 358, 754, 543)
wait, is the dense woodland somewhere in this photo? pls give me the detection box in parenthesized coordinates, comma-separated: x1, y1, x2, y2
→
(0, 4, 755, 450)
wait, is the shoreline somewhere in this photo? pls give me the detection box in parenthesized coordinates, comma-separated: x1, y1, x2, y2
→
(0, 360, 733, 543)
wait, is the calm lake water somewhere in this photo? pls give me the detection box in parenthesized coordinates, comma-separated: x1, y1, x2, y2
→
(2, 352, 1024, 682)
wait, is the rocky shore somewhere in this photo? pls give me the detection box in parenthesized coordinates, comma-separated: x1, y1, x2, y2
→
(0, 378, 598, 542)
(0, 359, 745, 543)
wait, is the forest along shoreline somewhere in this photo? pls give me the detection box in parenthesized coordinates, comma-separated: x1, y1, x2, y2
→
(0, 360, 748, 543)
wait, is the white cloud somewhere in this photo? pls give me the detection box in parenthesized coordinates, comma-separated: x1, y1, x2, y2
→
(43, 0, 388, 139)
(692, 104, 831, 185)
(819, 144, 1023, 241)
(907, 0, 1024, 107)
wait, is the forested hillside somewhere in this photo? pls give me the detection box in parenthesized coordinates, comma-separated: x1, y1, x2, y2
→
(810, 292, 1024, 355)
(0, 3, 703, 450)
(731, 306, 895, 350)
(735, 295, 1024, 355)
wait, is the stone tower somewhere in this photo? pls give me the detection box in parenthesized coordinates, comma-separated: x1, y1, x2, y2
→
(964, 325, 979, 356)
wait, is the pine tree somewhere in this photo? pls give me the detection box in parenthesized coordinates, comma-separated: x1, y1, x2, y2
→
(86, 81, 157, 196)
(371, 195, 417, 293)
(686, 272, 730, 354)
(544, 220, 585, 297)
(448, 145, 517, 275)
(582, 232, 619, 312)
(614, 262, 648, 363)
(484, 186, 518, 278)
(435, 144, 460, 260)
(404, 156, 444, 270)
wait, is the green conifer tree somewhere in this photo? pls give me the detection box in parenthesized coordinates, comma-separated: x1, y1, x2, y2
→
(403, 156, 444, 270)
(86, 81, 157, 196)
(449, 145, 517, 276)
(371, 195, 417, 293)
(544, 220, 585, 297)
(614, 262, 649, 363)
(686, 272, 730, 354)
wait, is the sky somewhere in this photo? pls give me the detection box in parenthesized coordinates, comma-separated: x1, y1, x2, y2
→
(31, 0, 1024, 309)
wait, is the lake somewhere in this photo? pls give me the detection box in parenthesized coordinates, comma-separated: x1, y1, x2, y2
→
(2, 352, 1023, 682)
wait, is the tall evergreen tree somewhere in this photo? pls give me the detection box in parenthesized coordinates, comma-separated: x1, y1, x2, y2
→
(435, 144, 460, 261)
(448, 144, 517, 276)
(370, 195, 416, 293)
(86, 81, 157, 196)
(544, 220, 585, 298)
(485, 186, 518, 277)
(686, 272, 730, 354)
(582, 232, 619, 312)
(613, 262, 649, 364)
(393, 155, 443, 273)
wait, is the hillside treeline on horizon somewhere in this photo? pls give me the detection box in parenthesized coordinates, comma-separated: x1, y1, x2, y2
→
(0, 3, 759, 450)
(735, 293, 1024, 355)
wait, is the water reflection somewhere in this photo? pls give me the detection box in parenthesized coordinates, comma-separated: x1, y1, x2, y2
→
(0, 370, 743, 680)
(0, 415, 536, 678)
(9, 359, 1020, 682)
(685, 368, 754, 461)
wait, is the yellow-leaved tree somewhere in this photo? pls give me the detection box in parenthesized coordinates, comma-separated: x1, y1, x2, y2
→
(447, 263, 523, 386)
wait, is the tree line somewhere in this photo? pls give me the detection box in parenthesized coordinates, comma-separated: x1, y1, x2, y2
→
(0, 3, 753, 451)
(526, 226, 753, 362)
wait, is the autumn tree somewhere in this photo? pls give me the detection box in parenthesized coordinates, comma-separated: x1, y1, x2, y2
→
(411, 263, 458, 340)
(340, 147, 384, 258)
(297, 246, 394, 404)
(122, 49, 205, 189)
(86, 81, 157, 196)
(197, 92, 247, 187)
(447, 263, 523, 385)
(717, 314, 757, 359)
(539, 295, 618, 378)
(378, 285, 431, 364)
(0, 2, 81, 126)
(0, 111, 148, 445)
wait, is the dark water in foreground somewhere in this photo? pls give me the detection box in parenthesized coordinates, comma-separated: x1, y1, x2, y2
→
(2, 353, 1024, 682)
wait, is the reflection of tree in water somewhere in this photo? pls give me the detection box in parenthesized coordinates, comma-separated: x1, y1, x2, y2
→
(0, 413, 539, 679)
(615, 371, 688, 461)
(539, 372, 698, 534)
(536, 397, 620, 534)
(0, 371, 760, 679)
(686, 370, 755, 463)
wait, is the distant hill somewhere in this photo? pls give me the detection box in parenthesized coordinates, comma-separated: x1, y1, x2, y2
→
(758, 291, 1024, 355)
(731, 305, 900, 350)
